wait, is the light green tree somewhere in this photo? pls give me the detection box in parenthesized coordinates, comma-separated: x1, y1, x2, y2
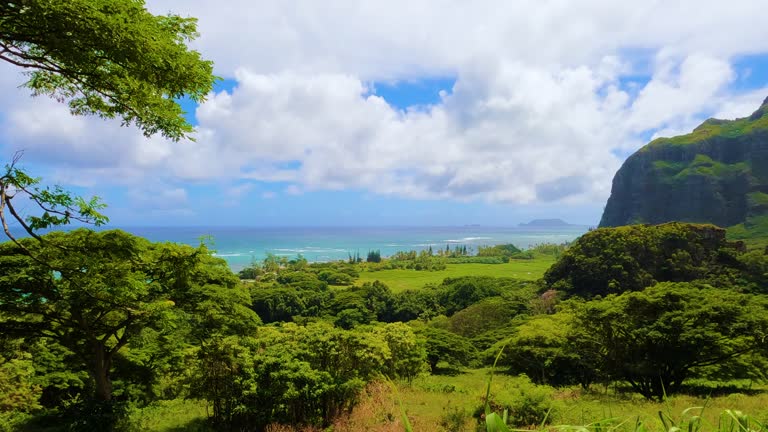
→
(0, 0, 217, 245)
(0, 0, 215, 140)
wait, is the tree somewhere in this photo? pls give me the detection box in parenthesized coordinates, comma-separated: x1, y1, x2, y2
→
(544, 223, 745, 298)
(415, 326, 475, 372)
(193, 322, 400, 430)
(573, 282, 768, 400)
(0, 0, 217, 252)
(0, 0, 215, 141)
(0, 229, 258, 401)
(366, 249, 381, 263)
(490, 312, 599, 388)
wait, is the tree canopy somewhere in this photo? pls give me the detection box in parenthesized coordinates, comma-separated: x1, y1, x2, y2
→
(0, 0, 216, 141)
(573, 282, 768, 400)
(0, 229, 259, 401)
(544, 223, 745, 298)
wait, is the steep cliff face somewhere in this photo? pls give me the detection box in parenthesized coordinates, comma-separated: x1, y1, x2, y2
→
(600, 97, 768, 230)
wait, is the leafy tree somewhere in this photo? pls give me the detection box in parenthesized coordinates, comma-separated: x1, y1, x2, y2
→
(0, 0, 217, 276)
(447, 297, 519, 338)
(490, 312, 598, 388)
(0, 0, 215, 141)
(277, 270, 328, 291)
(544, 223, 744, 298)
(237, 262, 263, 280)
(415, 326, 476, 372)
(374, 322, 427, 381)
(573, 282, 768, 400)
(736, 249, 768, 293)
(0, 229, 258, 401)
(392, 288, 444, 322)
(0, 343, 41, 413)
(193, 322, 408, 430)
(317, 270, 354, 285)
(250, 286, 306, 323)
(360, 281, 396, 322)
(437, 276, 529, 315)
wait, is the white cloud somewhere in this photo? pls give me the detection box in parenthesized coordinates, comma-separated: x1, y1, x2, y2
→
(126, 184, 189, 213)
(2, 1, 768, 211)
(148, 0, 768, 79)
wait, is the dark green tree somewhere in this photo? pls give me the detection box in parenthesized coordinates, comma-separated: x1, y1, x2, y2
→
(490, 312, 599, 388)
(573, 282, 768, 400)
(544, 223, 744, 298)
(416, 326, 475, 372)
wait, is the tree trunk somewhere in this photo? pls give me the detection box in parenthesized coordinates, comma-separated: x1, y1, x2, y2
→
(92, 342, 113, 401)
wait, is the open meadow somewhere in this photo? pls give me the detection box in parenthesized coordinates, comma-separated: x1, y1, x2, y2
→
(355, 257, 555, 292)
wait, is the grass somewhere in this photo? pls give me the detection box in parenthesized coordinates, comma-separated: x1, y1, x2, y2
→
(727, 215, 768, 250)
(333, 370, 768, 431)
(124, 399, 212, 432)
(85, 373, 766, 432)
(644, 109, 768, 150)
(355, 256, 555, 292)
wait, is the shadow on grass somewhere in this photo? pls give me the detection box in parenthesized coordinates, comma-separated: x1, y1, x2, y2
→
(431, 366, 466, 376)
(162, 417, 216, 432)
(680, 382, 765, 398)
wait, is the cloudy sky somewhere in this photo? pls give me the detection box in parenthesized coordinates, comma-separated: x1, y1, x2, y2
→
(2, 0, 768, 226)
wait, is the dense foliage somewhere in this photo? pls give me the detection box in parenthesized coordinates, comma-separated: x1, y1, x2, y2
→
(544, 223, 747, 297)
(0, 229, 259, 402)
(191, 322, 425, 430)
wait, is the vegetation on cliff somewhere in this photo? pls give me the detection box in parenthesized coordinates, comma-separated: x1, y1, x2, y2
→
(600, 97, 768, 247)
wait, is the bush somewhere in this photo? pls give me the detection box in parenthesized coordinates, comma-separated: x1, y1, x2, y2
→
(439, 405, 470, 432)
(318, 270, 354, 285)
(474, 376, 556, 427)
(0, 412, 30, 432)
(477, 244, 522, 260)
(63, 399, 131, 432)
(192, 323, 426, 430)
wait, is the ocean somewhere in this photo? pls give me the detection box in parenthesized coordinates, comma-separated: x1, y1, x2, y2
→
(114, 225, 588, 271)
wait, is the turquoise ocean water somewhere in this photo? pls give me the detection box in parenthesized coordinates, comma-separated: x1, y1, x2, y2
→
(115, 225, 588, 271)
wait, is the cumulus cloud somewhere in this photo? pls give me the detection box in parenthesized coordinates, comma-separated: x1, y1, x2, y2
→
(149, 0, 768, 79)
(2, 1, 768, 211)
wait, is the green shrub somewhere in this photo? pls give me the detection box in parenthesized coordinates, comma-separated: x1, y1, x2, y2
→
(0, 412, 30, 432)
(439, 405, 470, 432)
(474, 376, 556, 428)
(318, 270, 354, 285)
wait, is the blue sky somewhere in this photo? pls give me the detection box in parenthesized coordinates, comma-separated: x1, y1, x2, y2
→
(2, 1, 768, 227)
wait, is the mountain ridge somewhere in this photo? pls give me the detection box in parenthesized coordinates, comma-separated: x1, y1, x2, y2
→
(599, 97, 768, 242)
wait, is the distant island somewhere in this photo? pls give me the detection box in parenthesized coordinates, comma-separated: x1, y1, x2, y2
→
(519, 218, 573, 227)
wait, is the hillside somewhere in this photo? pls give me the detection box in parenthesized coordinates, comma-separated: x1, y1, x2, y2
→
(599, 96, 768, 243)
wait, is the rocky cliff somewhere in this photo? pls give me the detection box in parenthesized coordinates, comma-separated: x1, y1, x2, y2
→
(599, 96, 768, 232)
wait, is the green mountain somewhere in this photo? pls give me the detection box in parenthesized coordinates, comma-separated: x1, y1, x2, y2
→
(599, 96, 768, 244)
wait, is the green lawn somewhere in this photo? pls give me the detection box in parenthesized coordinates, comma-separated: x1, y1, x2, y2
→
(355, 256, 555, 292)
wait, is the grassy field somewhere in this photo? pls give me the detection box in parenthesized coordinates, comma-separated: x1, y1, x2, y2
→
(120, 369, 768, 431)
(335, 370, 768, 431)
(355, 256, 555, 292)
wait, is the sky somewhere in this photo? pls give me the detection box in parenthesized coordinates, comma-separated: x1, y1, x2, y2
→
(2, 1, 768, 227)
